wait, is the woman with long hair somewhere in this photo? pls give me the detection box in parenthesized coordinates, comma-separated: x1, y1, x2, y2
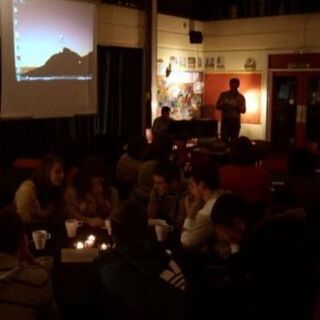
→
(15, 154, 65, 223)
(64, 156, 119, 228)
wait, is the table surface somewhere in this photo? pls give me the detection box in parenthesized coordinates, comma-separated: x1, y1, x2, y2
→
(25, 223, 113, 319)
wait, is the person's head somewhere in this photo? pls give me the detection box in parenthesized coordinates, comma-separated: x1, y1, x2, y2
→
(229, 78, 240, 93)
(33, 154, 64, 188)
(153, 160, 181, 195)
(126, 135, 148, 160)
(230, 136, 255, 166)
(189, 166, 220, 200)
(111, 200, 148, 244)
(161, 106, 171, 119)
(145, 135, 173, 161)
(0, 208, 25, 255)
(75, 156, 109, 198)
(211, 194, 248, 244)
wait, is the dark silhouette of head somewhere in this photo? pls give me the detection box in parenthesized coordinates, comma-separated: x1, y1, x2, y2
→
(144, 135, 173, 161)
(161, 106, 171, 119)
(191, 165, 220, 191)
(111, 200, 148, 244)
(230, 136, 255, 166)
(229, 78, 240, 92)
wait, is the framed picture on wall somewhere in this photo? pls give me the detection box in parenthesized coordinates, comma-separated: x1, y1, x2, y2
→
(217, 56, 225, 69)
(179, 56, 186, 68)
(197, 57, 202, 68)
(188, 57, 196, 69)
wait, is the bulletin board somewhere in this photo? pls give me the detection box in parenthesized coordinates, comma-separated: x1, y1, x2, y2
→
(204, 73, 262, 124)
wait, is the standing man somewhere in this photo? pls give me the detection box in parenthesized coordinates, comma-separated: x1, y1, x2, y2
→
(216, 78, 246, 145)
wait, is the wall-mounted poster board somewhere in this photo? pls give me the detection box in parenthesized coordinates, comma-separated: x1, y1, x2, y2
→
(204, 73, 262, 124)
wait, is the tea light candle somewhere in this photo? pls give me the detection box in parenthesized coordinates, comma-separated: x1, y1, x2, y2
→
(85, 234, 96, 248)
(88, 235, 96, 242)
(75, 241, 84, 249)
(100, 243, 108, 250)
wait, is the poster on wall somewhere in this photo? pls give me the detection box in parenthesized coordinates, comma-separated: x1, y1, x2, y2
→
(156, 70, 204, 120)
(204, 73, 262, 124)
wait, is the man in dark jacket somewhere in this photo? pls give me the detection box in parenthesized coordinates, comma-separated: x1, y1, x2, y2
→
(216, 78, 246, 145)
(93, 199, 186, 320)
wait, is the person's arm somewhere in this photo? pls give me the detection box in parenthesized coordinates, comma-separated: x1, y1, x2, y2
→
(237, 94, 246, 113)
(184, 193, 203, 220)
(15, 181, 53, 223)
(180, 208, 214, 250)
(147, 188, 160, 219)
(64, 186, 104, 227)
(216, 92, 225, 111)
(151, 118, 160, 136)
(181, 198, 213, 250)
(109, 187, 119, 214)
(96, 186, 119, 218)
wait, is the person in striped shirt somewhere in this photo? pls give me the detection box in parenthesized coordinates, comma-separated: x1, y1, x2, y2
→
(93, 199, 186, 320)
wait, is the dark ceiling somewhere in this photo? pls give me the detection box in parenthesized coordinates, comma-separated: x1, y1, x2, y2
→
(103, 0, 320, 21)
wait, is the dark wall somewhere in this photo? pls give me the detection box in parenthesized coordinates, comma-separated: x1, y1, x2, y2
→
(0, 46, 143, 165)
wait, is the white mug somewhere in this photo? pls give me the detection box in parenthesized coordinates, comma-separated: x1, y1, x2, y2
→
(32, 230, 51, 250)
(155, 224, 173, 242)
(148, 219, 173, 242)
(65, 219, 83, 238)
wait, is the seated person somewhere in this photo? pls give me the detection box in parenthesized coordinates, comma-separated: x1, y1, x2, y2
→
(152, 106, 172, 139)
(210, 193, 249, 256)
(147, 160, 188, 232)
(0, 209, 58, 320)
(180, 166, 225, 252)
(92, 199, 186, 320)
(186, 194, 251, 320)
(116, 135, 147, 198)
(15, 154, 65, 223)
(64, 156, 119, 228)
(132, 135, 173, 207)
(212, 194, 316, 320)
(116, 135, 147, 184)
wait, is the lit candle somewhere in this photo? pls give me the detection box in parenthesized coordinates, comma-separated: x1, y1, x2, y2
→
(75, 241, 84, 249)
(85, 234, 96, 248)
(88, 234, 96, 242)
(100, 243, 108, 250)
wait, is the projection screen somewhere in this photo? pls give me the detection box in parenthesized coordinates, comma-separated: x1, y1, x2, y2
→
(0, 0, 97, 118)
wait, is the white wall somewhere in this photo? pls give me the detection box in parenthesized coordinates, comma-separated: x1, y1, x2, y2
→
(203, 13, 320, 140)
(157, 14, 203, 64)
(97, 4, 144, 47)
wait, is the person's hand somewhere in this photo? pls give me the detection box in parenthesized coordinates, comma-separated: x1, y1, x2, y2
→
(184, 194, 203, 219)
(17, 235, 34, 264)
(80, 199, 96, 215)
(87, 217, 105, 228)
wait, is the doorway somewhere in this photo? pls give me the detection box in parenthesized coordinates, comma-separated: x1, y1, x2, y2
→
(270, 71, 320, 147)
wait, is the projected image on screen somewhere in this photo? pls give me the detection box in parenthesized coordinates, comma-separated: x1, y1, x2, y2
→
(13, 0, 94, 81)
